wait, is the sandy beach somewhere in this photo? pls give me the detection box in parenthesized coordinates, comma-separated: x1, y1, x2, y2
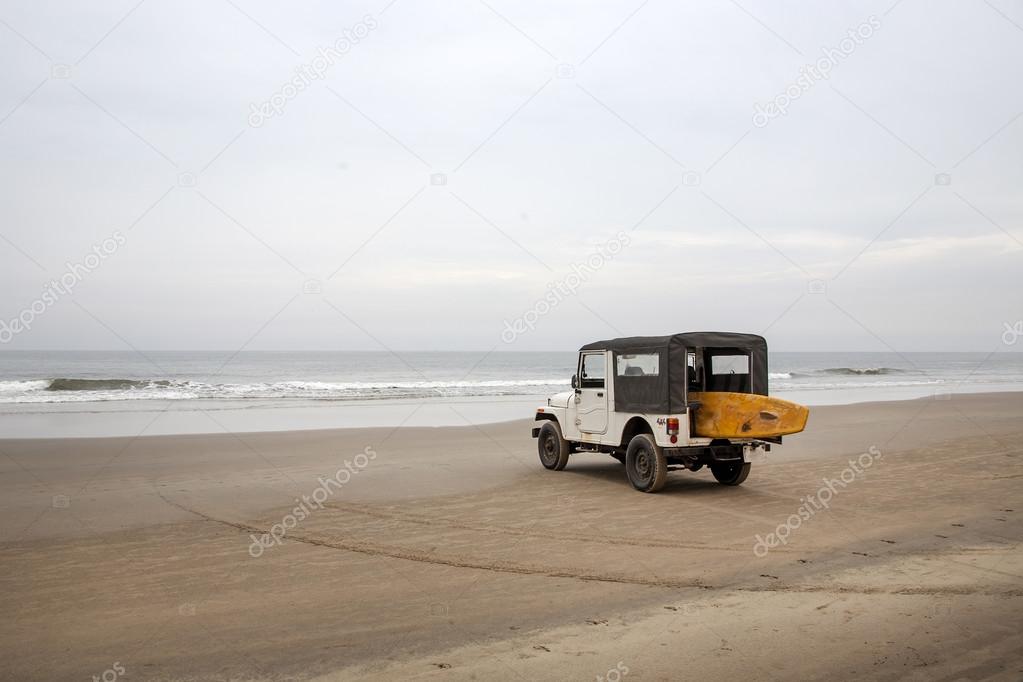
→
(2, 392, 1022, 680)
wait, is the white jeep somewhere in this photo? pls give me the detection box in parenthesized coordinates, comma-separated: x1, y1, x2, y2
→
(531, 332, 776, 493)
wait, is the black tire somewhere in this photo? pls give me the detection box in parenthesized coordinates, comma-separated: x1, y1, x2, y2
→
(625, 434, 667, 493)
(537, 421, 570, 471)
(711, 461, 751, 485)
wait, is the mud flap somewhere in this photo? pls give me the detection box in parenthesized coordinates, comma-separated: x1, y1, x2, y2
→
(743, 443, 768, 464)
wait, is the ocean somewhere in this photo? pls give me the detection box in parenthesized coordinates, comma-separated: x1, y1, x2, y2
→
(1, 350, 1021, 437)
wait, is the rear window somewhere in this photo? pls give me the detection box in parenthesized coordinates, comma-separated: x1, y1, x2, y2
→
(711, 354, 749, 375)
(617, 353, 660, 377)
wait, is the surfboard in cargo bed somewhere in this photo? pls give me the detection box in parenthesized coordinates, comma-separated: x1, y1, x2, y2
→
(688, 391, 809, 438)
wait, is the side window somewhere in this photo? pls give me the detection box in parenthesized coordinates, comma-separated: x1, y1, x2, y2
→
(580, 353, 606, 388)
(617, 353, 660, 376)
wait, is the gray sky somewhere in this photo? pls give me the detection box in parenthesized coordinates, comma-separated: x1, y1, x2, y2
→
(1, 0, 1021, 352)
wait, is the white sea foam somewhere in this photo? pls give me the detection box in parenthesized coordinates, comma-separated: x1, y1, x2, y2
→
(0, 377, 573, 404)
(0, 379, 50, 395)
(772, 379, 945, 391)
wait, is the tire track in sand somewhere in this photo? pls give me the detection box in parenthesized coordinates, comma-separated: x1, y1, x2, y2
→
(322, 501, 754, 553)
(155, 489, 1023, 597)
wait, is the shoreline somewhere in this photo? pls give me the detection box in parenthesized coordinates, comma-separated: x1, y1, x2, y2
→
(3, 386, 1023, 440)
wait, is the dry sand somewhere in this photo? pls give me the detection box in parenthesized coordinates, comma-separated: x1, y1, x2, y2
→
(2, 392, 1022, 680)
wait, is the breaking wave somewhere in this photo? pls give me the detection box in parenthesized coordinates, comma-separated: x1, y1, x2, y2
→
(0, 377, 572, 404)
(46, 378, 172, 391)
(817, 367, 908, 376)
(769, 368, 911, 381)
(772, 378, 945, 391)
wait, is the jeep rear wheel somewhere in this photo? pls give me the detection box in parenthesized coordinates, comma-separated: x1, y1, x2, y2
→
(537, 421, 570, 471)
(711, 461, 751, 485)
(625, 434, 667, 493)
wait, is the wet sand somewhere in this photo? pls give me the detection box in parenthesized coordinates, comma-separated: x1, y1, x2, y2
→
(2, 392, 1022, 680)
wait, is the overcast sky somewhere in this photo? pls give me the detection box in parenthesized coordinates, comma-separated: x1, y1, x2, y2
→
(1, 0, 1021, 352)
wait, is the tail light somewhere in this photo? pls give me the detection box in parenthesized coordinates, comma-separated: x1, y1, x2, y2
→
(666, 417, 679, 440)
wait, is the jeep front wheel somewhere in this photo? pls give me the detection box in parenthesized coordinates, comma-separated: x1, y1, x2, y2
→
(537, 421, 570, 471)
(625, 434, 667, 493)
(711, 462, 751, 485)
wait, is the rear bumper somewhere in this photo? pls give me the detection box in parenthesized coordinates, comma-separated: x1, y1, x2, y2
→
(665, 445, 742, 462)
(665, 442, 770, 464)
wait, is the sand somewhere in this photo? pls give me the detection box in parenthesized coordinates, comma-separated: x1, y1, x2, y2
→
(2, 392, 1022, 680)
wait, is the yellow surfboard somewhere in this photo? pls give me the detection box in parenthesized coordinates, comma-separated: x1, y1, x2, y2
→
(689, 392, 809, 439)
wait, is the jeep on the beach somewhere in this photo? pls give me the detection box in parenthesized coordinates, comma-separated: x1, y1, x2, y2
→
(531, 332, 805, 493)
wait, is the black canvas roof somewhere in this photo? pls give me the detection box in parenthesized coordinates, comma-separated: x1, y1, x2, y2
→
(580, 332, 766, 354)
(578, 332, 769, 412)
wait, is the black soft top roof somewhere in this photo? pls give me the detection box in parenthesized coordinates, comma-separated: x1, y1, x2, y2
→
(580, 332, 766, 354)
(578, 332, 769, 412)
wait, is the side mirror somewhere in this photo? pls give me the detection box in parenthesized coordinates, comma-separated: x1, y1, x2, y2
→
(571, 374, 578, 389)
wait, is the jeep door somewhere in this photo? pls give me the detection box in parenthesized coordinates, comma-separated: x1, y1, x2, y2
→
(576, 351, 608, 433)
